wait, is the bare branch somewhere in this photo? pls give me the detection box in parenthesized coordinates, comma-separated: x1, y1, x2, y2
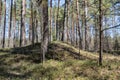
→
(101, 24, 120, 32)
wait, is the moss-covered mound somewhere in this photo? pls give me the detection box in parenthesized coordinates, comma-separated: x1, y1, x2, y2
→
(0, 41, 120, 80)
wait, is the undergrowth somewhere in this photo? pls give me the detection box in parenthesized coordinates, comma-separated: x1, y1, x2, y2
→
(0, 41, 120, 80)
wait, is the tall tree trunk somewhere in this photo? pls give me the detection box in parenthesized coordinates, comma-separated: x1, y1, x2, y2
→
(56, 0, 60, 40)
(40, 0, 49, 62)
(0, 0, 2, 45)
(49, 0, 52, 41)
(35, 19, 38, 43)
(34, 10, 38, 43)
(66, 0, 70, 42)
(99, 0, 102, 66)
(75, 23, 78, 45)
(32, 5, 34, 45)
(54, 0, 57, 40)
(0, 0, 2, 25)
(18, 20, 20, 47)
(2, 0, 6, 48)
(0, 0, 2, 28)
(29, 1, 32, 44)
(13, 0, 16, 47)
(71, 1, 75, 45)
(20, 0, 26, 47)
(62, 0, 67, 41)
(76, 0, 82, 54)
(81, 15, 83, 49)
(8, 0, 13, 47)
(83, 0, 89, 50)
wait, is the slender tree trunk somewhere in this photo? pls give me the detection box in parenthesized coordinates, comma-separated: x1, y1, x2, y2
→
(13, 0, 16, 48)
(99, 0, 102, 66)
(29, 1, 32, 44)
(23, 0, 26, 45)
(0, 0, 2, 28)
(36, 19, 38, 43)
(49, 0, 52, 41)
(20, 0, 26, 47)
(2, 0, 6, 48)
(81, 15, 83, 49)
(54, 0, 57, 40)
(34, 10, 38, 43)
(66, 0, 70, 42)
(83, 0, 88, 50)
(20, 0, 22, 47)
(8, 0, 13, 47)
(76, 0, 82, 53)
(76, 22, 78, 45)
(18, 21, 20, 47)
(56, 0, 60, 40)
(32, 6, 35, 45)
(0, 0, 2, 27)
(0, 0, 2, 45)
(62, 0, 67, 41)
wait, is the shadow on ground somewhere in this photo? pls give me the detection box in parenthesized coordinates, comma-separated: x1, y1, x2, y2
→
(0, 42, 87, 79)
(0, 42, 120, 80)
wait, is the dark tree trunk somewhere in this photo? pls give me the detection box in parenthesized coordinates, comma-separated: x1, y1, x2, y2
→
(20, 0, 26, 47)
(62, 0, 67, 41)
(2, 0, 6, 48)
(32, 4, 34, 45)
(99, 0, 102, 66)
(35, 19, 38, 43)
(13, 0, 16, 48)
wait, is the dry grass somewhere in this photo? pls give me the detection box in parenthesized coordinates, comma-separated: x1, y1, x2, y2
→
(53, 41, 120, 61)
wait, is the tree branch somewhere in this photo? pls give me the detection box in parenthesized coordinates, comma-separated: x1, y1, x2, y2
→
(101, 24, 120, 32)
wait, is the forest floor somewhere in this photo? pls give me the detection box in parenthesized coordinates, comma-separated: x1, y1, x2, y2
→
(0, 41, 120, 80)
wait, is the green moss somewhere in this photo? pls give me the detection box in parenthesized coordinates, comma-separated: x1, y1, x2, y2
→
(0, 41, 120, 80)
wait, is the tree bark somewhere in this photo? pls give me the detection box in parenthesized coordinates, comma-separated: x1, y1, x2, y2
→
(32, 5, 35, 45)
(62, 0, 67, 42)
(20, 0, 26, 47)
(83, 0, 89, 50)
(2, 0, 6, 48)
(99, 0, 102, 66)
(0, 0, 2, 28)
(13, 0, 16, 48)
(76, 0, 82, 54)
(40, 0, 49, 62)
(56, 0, 60, 41)
(8, 0, 13, 47)
(49, 0, 52, 41)
(71, 1, 75, 45)
(0, 0, 2, 45)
